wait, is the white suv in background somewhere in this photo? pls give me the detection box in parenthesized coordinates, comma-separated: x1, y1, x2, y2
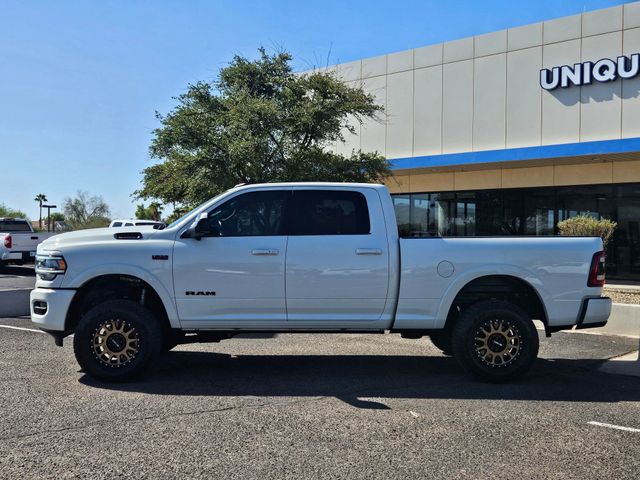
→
(109, 219, 166, 228)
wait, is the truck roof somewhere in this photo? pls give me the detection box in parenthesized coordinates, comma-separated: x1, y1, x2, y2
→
(232, 182, 387, 191)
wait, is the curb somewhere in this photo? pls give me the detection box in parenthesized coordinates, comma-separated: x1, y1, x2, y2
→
(589, 303, 640, 338)
(0, 289, 31, 317)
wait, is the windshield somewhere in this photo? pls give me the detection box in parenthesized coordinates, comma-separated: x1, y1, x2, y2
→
(165, 189, 233, 230)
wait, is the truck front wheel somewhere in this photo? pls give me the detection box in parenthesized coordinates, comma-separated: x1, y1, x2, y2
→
(429, 331, 453, 355)
(451, 300, 539, 383)
(73, 299, 161, 382)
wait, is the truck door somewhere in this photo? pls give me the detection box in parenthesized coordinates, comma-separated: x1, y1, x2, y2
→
(285, 188, 390, 327)
(173, 189, 289, 328)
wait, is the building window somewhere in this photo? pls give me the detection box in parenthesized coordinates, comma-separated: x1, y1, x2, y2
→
(392, 183, 640, 281)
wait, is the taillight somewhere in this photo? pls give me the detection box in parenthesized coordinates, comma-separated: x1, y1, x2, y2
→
(3, 234, 11, 249)
(588, 251, 606, 287)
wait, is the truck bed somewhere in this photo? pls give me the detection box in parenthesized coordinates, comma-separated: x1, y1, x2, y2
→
(395, 236, 603, 329)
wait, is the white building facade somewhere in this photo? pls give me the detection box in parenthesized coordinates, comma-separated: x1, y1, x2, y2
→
(328, 2, 640, 280)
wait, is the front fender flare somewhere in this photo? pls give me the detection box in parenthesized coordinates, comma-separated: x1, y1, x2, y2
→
(63, 263, 180, 329)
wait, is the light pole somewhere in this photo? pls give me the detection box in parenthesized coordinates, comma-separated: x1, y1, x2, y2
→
(42, 205, 57, 232)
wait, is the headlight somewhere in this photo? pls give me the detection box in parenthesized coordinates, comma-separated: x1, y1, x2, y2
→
(35, 254, 67, 281)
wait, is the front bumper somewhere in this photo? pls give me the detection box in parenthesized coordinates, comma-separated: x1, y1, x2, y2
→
(30, 288, 76, 332)
(1, 251, 33, 262)
(575, 296, 612, 330)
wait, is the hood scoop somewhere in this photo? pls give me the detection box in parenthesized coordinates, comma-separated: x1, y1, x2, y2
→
(114, 232, 143, 240)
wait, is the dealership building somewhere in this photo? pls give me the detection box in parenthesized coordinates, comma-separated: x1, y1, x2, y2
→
(327, 1, 640, 280)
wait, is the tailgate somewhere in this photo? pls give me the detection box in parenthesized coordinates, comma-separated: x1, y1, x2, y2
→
(5, 233, 40, 253)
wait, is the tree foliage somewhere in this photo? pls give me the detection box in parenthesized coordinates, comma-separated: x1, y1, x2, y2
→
(0, 204, 28, 219)
(557, 214, 617, 248)
(135, 202, 163, 221)
(63, 191, 111, 230)
(136, 48, 390, 208)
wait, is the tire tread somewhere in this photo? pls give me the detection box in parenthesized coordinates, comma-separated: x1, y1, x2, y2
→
(451, 299, 539, 383)
(73, 299, 161, 382)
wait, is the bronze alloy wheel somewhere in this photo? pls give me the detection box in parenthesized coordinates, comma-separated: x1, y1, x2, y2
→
(75, 299, 162, 381)
(92, 318, 140, 368)
(452, 300, 538, 382)
(474, 318, 522, 368)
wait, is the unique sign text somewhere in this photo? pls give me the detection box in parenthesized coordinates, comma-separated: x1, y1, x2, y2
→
(540, 54, 640, 90)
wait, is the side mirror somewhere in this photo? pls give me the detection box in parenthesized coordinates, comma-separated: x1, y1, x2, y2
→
(182, 213, 219, 240)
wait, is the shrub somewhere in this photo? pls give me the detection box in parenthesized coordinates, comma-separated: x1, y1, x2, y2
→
(0, 204, 28, 219)
(557, 215, 617, 248)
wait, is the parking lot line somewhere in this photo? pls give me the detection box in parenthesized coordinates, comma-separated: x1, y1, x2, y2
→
(588, 421, 640, 433)
(0, 324, 44, 334)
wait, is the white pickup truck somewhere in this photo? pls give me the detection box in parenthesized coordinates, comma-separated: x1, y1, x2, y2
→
(30, 183, 611, 382)
(0, 218, 55, 266)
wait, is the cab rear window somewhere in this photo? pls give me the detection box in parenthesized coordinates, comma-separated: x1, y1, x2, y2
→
(0, 220, 31, 232)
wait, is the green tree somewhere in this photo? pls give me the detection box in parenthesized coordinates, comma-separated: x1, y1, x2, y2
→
(135, 204, 147, 220)
(135, 202, 163, 221)
(63, 191, 111, 230)
(136, 48, 390, 209)
(0, 204, 28, 219)
(164, 208, 187, 225)
(34, 193, 47, 229)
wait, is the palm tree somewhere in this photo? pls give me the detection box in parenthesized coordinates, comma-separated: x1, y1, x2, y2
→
(34, 194, 47, 229)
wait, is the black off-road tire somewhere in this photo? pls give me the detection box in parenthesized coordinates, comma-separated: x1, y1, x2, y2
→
(451, 300, 539, 383)
(429, 331, 453, 356)
(161, 331, 182, 354)
(73, 299, 162, 382)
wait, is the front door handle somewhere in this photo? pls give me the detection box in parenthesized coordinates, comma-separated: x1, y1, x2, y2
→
(251, 249, 279, 256)
(356, 248, 383, 255)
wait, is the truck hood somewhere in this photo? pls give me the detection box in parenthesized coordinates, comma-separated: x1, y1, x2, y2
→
(37, 227, 159, 253)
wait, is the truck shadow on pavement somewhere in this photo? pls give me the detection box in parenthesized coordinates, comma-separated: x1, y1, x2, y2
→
(80, 352, 640, 408)
(0, 264, 35, 277)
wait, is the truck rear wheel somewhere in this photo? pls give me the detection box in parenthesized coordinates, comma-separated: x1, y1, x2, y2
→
(451, 300, 539, 383)
(429, 331, 453, 355)
(73, 299, 161, 382)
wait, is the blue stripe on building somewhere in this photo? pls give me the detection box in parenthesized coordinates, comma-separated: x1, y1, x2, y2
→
(389, 137, 640, 170)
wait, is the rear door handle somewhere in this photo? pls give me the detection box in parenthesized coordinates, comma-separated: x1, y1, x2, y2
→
(356, 248, 383, 255)
(251, 249, 279, 256)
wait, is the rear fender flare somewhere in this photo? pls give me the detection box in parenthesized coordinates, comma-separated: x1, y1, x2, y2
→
(433, 264, 549, 329)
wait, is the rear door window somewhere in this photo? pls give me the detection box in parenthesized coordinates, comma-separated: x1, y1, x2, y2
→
(289, 190, 370, 235)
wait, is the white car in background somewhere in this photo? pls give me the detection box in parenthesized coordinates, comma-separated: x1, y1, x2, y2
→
(109, 219, 166, 228)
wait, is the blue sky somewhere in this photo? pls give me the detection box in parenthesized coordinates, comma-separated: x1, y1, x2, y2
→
(0, 0, 630, 219)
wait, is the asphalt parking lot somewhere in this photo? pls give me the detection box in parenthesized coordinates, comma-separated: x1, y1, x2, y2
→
(0, 264, 35, 290)
(0, 314, 639, 479)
